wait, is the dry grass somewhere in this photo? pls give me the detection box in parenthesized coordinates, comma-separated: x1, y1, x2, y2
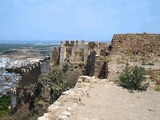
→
(154, 85, 160, 91)
(147, 70, 160, 84)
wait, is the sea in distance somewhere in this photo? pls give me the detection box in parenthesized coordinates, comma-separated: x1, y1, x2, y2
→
(0, 40, 61, 45)
(0, 40, 111, 44)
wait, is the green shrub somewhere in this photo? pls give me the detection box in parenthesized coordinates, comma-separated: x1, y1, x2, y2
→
(119, 64, 148, 91)
(0, 95, 11, 117)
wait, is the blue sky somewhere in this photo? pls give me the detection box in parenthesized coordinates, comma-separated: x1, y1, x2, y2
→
(0, 0, 160, 42)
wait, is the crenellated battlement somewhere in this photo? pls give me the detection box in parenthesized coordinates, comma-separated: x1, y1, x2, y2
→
(61, 40, 87, 46)
(10, 87, 17, 95)
(21, 62, 40, 73)
(50, 40, 109, 65)
(58, 40, 89, 64)
(21, 62, 41, 86)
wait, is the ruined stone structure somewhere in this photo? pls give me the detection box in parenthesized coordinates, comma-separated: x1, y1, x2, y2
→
(9, 58, 50, 111)
(50, 40, 89, 66)
(111, 33, 160, 56)
(21, 62, 41, 86)
(16, 75, 22, 88)
(50, 47, 60, 67)
(85, 51, 108, 79)
(10, 87, 17, 109)
(40, 58, 50, 73)
(20, 58, 50, 87)
(50, 40, 110, 66)
(59, 40, 89, 64)
(50, 40, 110, 78)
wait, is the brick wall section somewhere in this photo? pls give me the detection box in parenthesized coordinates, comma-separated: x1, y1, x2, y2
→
(111, 33, 160, 56)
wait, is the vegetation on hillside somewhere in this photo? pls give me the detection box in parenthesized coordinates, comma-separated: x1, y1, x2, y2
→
(1, 62, 82, 120)
(0, 95, 11, 117)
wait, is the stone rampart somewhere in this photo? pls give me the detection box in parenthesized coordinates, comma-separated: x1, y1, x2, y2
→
(21, 62, 41, 86)
(111, 33, 160, 56)
(51, 40, 89, 65)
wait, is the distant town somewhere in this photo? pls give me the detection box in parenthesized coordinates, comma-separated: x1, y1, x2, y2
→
(0, 42, 55, 96)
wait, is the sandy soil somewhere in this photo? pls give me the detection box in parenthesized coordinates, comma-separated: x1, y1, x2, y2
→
(69, 81, 160, 120)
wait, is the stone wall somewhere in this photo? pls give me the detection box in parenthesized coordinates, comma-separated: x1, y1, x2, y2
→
(50, 40, 111, 66)
(60, 40, 88, 64)
(85, 51, 96, 77)
(50, 40, 110, 78)
(88, 42, 99, 55)
(21, 62, 41, 87)
(85, 51, 108, 79)
(99, 43, 111, 56)
(50, 47, 60, 67)
(40, 58, 50, 73)
(111, 33, 160, 56)
(95, 56, 108, 78)
(10, 88, 17, 109)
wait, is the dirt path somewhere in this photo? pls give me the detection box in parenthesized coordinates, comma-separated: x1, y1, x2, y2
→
(69, 82, 160, 120)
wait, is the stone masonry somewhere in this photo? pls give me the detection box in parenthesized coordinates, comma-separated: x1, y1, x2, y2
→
(50, 40, 98, 65)
(50, 40, 111, 66)
(50, 40, 110, 78)
(111, 33, 160, 56)
(59, 40, 88, 64)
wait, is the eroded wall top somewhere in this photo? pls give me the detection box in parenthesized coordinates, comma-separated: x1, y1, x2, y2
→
(111, 33, 160, 56)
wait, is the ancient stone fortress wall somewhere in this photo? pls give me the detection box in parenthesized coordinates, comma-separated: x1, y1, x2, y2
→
(50, 47, 60, 67)
(50, 40, 111, 66)
(40, 58, 50, 73)
(50, 40, 91, 66)
(20, 58, 50, 87)
(111, 33, 160, 56)
(50, 40, 110, 78)
(21, 62, 41, 87)
(10, 87, 17, 109)
(59, 40, 89, 64)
